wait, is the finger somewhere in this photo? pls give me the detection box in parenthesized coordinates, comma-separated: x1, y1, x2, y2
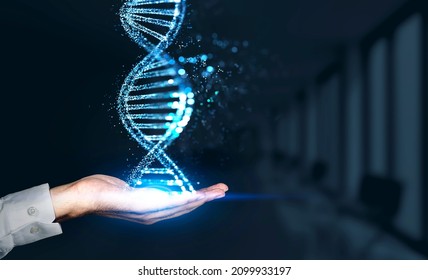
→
(127, 186, 225, 212)
(100, 192, 209, 222)
(151, 206, 200, 224)
(150, 188, 227, 223)
(205, 191, 226, 202)
(199, 183, 229, 193)
(102, 190, 205, 217)
(212, 183, 229, 191)
(101, 201, 203, 225)
(143, 197, 208, 220)
(197, 188, 227, 202)
(100, 213, 154, 225)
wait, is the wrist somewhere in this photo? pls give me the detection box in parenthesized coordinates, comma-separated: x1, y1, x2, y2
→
(50, 182, 89, 222)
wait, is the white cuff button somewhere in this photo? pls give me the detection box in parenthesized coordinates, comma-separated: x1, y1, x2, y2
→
(30, 226, 40, 234)
(27, 207, 39, 216)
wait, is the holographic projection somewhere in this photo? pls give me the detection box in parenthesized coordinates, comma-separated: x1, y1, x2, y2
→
(118, 0, 195, 193)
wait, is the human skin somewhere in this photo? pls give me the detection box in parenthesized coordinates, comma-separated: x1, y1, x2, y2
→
(50, 174, 228, 224)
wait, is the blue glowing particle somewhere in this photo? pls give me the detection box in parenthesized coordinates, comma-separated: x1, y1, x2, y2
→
(178, 69, 186, 75)
(206, 66, 215, 73)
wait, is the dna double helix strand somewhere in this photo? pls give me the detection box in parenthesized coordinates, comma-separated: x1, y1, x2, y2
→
(118, 0, 195, 193)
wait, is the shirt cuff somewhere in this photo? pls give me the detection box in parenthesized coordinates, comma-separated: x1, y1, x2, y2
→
(0, 184, 63, 258)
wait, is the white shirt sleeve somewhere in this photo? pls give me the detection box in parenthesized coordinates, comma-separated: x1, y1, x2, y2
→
(0, 184, 63, 259)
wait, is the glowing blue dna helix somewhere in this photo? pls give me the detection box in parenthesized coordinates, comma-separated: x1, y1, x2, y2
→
(118, 0, 195, 192)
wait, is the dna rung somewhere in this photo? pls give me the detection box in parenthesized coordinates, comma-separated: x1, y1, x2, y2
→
(135, 68, 176, 79)
(133, 123, 168, 129)
(124, 0, 182, 9)
(128, 113, 173, 120)
(127, 92, 177, 101)
(144, 135, 169, 141)
(136, 179, 184, 188)
(126, 0, 182, 7)
(141, 168, 174, 175)
(137, 167, 180, 188)
(130, 81, 178, 92)
(127, 103, 175, 110)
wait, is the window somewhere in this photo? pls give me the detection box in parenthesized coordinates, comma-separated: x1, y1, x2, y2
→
(345, 49, 363, 199)
(318, 73, 340, 192)
(368, 39, 388, 176)
(392, 14, 423, 240)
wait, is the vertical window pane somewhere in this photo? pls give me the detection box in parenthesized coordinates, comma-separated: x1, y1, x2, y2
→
(306, 87, 318, 166)
(345, 49, 363, 199)
(288, 107, 299, 156)
(393, 14, 422, 240)
(319, 75, 340, 191)
(368, 39, 388, 175)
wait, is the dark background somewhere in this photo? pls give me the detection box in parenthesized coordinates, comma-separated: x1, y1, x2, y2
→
(1, 0, 428, 259)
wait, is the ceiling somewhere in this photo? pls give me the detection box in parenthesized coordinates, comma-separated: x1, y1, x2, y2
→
(197, 0, 408, 90)
(6, 0, 409, 96)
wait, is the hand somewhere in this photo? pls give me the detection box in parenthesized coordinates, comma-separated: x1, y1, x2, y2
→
(50, 174, 228, 224)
